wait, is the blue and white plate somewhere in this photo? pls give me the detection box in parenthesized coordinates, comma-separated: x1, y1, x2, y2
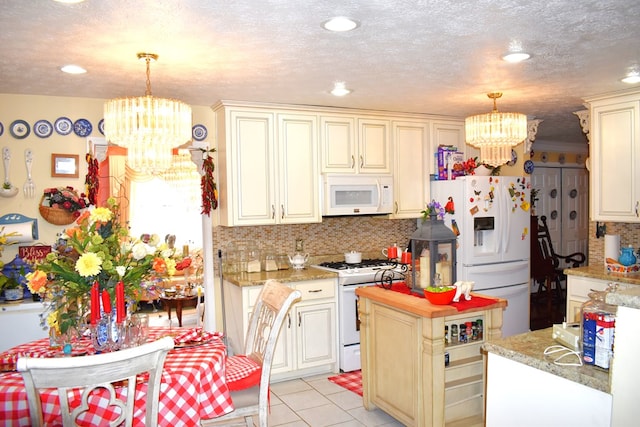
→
(192, 124, 207, 141)
(98, 118, 105, 135)
(0, 122, 3, 137)
(34, 119, 53, 138)
(54, 117, 73, 135)
(523, 159, 534, 174)
(73, 118, 92, 137)
(10, 120, 30, 139)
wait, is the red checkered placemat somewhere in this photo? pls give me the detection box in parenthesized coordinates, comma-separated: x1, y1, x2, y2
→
(328, 370, 362, 396)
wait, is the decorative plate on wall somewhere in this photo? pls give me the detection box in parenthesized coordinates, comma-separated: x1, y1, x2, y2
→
(0, 122, 4, 136)
(523, 159, 534, 174)
(10, 120, 30, 139)
(73, 118, 92, 137)
(192, 124, 207, 141)
(34, 119, 53, 138)
(54, 117, 73, 135)
(506, 149, 517, 166)
(98, 118, 105, 135)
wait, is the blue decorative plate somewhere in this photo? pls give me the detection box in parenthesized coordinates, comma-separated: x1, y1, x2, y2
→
(10, 120, 30, 139)
(54, 117, 73, 135)
(523, 159, 534, 174)
(98, 118, 105, 135)
(192, 124, 207, 141)
(73, 118, 92, 137)
(0, 122, 3, 136)
(34, 119, 53, 138)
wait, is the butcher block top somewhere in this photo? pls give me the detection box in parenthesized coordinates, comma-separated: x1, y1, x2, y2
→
(355, 285, 507, 318)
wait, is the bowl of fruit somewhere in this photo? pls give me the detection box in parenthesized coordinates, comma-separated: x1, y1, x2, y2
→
(424, 286, 456, 305)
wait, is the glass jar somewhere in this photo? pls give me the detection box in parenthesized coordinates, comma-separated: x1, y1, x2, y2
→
(581, 285, 617, 369)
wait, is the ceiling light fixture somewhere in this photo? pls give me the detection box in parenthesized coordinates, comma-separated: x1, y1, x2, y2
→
(465, 92, 528, 167)
(104, 53, 192, 174)
(322, 16, 360, 32)
(60, 64, 87, 74)
(331, 82, 351, 96)
(502, 52, 531, 63)
(622, 70, 640, 84)
(502, 40, 531, 63)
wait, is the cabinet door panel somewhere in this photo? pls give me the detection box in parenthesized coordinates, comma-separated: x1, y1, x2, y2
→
(591, 100, 640, 221)
(321, 116, 356, 173)
(296, 302, 336, 370)
(278, 114, 320, 224)
(231, 111, 276, 225)
(358, 118, 391, 173)
(392, 121, 429, 218)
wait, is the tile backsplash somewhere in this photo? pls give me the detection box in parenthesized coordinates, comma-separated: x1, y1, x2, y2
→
(589, 221, 640, 265)
(214, 216, 417, 261)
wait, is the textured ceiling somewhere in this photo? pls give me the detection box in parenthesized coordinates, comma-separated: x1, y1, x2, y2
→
(2, 0, 639, 145)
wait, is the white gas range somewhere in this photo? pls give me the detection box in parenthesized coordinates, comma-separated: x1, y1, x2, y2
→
(312, 259, 405, 372)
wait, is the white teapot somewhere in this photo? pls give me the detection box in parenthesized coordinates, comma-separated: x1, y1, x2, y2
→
(288, 252, 309, 270)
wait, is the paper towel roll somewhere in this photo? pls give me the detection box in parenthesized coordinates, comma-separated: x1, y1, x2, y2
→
(604, 234, 620, 265)
(3, 221, 38, 243)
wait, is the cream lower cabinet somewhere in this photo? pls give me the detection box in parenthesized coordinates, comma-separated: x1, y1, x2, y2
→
(391, 120, 431, 218)
(214, 102, 320, 226)
(587, 90, 640, 222)
(223, 278, 338, 381)
(358, 288, 504, 427)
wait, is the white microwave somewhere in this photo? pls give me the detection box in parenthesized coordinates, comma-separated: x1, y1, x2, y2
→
(322, 174, 394, 216)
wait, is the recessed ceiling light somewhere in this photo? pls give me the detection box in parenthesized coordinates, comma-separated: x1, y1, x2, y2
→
(322, 16, 360, 32)
(502, 52, 531, 63)
(53, 0, 86, 3)
(622, 71, 640, 84)
(60, 64, 87, 74)
(331, 82, 351, 96)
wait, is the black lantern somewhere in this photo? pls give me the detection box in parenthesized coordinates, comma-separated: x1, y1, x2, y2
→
(409, 214, 457, 295)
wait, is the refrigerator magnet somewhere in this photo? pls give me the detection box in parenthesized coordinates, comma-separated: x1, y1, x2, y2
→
(469, 205, 479, 215)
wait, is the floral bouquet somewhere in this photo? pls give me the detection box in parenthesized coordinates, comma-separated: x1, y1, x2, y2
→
(27, 197, 177, 334)
(421, 200, 446, 221)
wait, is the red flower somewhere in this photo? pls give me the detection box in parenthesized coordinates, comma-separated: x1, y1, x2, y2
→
(63, 201, 72, 209)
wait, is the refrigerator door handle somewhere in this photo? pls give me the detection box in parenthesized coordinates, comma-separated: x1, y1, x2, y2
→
(501, 184, 512, 255)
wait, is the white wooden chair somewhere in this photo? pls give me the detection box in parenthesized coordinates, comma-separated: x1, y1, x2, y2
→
(17, 335, 174, 427)
(202, 279, 301, 427)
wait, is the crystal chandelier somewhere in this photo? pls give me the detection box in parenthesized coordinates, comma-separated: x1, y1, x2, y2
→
(104, 53, 192, 174)
(465, 93, 527, 167)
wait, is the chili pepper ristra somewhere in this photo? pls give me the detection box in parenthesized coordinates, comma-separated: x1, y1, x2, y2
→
(201, 149, 218, 215)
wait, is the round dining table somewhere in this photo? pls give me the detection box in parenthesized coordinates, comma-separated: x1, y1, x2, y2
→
(0, 326, 234, 426)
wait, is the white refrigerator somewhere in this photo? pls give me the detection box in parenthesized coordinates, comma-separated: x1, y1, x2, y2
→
(431, 176, 531, 336)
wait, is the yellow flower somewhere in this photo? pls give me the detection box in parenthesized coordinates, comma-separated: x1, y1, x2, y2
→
(166, 258, 177, 276)
(47, 311, 59, 330)
(26, 270, 48, 294)
(90, 207, 113, 223)
(75, 252, 103, 277)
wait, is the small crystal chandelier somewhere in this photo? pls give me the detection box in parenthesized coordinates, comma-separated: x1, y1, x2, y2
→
(465, 92, 527, 167)
(104, 53, 192, 174)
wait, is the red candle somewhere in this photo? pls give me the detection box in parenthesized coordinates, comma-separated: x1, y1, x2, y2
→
(91, 282, 99, 324)
(116, 281, 125, 323)
(101, 289, 112, 315)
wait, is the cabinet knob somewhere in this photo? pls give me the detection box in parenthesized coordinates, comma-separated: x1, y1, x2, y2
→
(281, 204, 285, 219)
(359, 155, 364, 169)
(271, 205, 275, 219)
(351, 155, 355, 169)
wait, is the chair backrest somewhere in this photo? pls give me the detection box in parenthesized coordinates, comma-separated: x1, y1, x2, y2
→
(17, 335, 174, 427)
(243, 279, 301, 392)
(535, 215, 586, 272)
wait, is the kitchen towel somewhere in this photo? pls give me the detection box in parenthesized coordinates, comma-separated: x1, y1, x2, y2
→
(604, 234, 620, 265)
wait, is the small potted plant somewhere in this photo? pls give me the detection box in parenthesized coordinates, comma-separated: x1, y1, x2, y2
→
(0, 273, 24, 302)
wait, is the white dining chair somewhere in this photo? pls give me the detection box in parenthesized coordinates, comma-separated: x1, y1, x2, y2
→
(201, 279, 301, 427)
(17, 335, 175, 427)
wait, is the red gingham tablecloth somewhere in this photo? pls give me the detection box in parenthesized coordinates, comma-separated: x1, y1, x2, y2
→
(0, 327, 234, 426)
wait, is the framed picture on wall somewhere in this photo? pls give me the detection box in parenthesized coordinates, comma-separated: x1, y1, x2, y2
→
(51, 153, 79, 178)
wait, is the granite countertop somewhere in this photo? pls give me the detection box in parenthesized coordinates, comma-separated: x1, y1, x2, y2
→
(482, 328, 610, 393)
(565, 265, 640, 286)
(223, 266, 337, 287)
(606, 285, 640, 310)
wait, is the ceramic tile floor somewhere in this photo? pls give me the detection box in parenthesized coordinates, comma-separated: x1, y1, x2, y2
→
(145, 306, 403, 425)
(263, 375, 404, 427)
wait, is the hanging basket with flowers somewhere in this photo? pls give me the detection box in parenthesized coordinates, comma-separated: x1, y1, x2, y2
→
(39, 186, 90, 225)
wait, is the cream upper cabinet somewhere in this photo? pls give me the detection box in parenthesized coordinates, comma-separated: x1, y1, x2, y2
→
(320, 115, 391, 174)
(215, 103, 320, 226)
(431, 120, 467, 153)
(587, 90, 640, 222)
(390, 120, 431, 218)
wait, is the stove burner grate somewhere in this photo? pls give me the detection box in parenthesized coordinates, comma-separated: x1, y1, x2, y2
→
(317, 258, 397, 270)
